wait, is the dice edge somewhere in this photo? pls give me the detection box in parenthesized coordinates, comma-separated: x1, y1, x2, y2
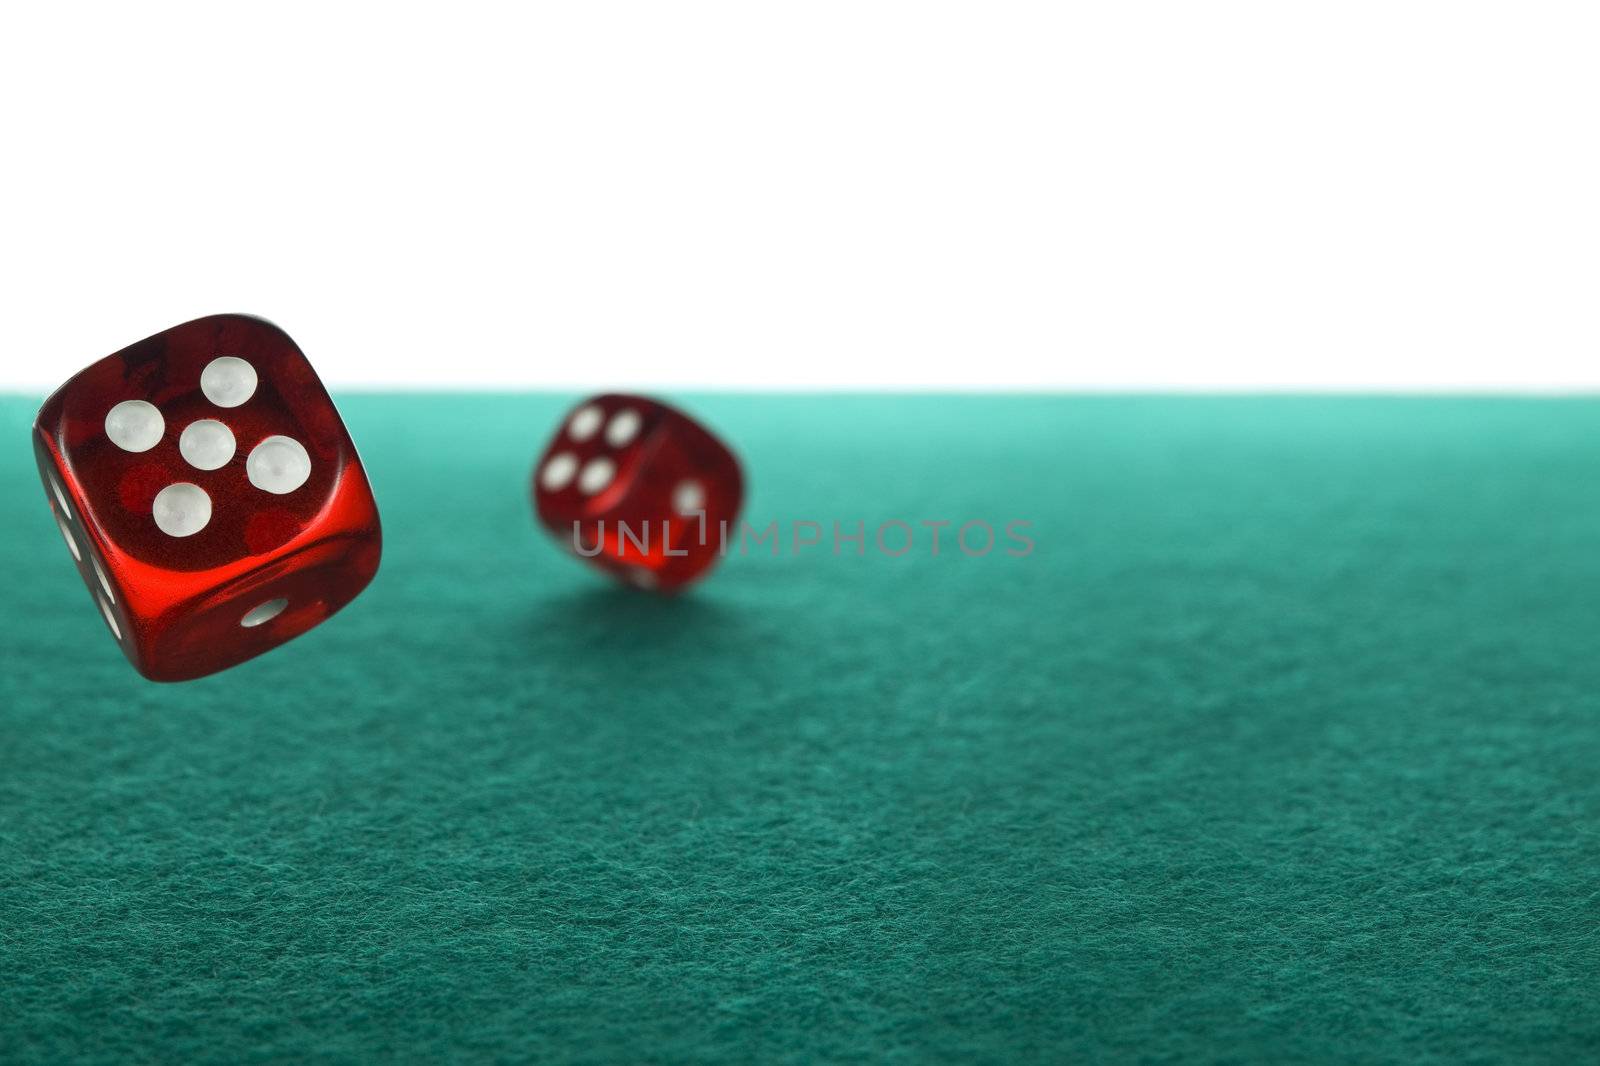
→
(31, 425, 148, 674)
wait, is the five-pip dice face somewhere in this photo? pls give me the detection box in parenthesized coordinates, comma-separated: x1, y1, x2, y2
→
(34, 314, 381, 681)
(532, 395, 743, 591)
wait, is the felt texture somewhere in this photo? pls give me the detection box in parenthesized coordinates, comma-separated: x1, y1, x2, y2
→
(1, 394, 1597, 1065)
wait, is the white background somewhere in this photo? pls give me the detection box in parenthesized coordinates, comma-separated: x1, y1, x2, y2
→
(1, 3, 1596, 391)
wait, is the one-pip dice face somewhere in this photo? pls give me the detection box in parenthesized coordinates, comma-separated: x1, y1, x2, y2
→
(532, 394, 743, 591)
(34, 314, 381, 681)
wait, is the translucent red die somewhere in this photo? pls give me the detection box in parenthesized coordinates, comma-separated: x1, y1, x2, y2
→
(532, 395, 743, 591)
(33, 314, 381, 681)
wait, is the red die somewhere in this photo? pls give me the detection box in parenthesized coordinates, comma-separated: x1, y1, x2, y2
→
(532, 395, 743, 591)
(33, 314, 381, 681)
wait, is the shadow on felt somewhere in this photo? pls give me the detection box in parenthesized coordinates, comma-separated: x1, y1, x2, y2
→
(522, 585, 764, 662)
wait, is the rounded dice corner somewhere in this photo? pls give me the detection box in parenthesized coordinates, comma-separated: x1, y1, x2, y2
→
(135, 533, 383, 683)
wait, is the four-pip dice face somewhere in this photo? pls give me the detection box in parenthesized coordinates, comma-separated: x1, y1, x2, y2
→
(533, 394, 744, 591)
(33, 314, 382, 681)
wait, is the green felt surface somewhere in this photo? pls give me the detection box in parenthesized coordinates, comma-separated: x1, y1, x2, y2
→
(1, 394, 1598, 1065)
